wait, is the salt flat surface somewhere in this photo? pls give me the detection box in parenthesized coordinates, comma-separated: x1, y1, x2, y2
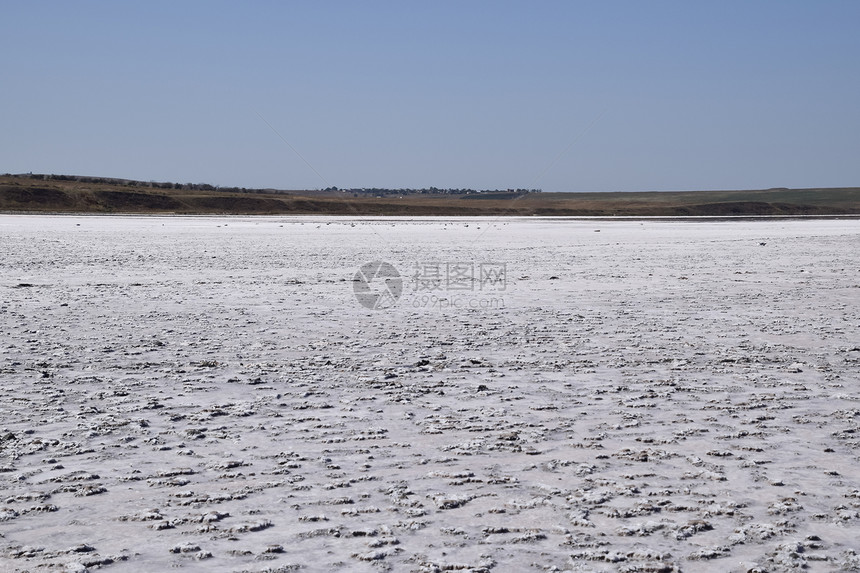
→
(1, 215, 859, 572)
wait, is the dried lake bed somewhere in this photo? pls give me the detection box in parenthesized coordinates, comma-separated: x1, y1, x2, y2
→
(1, 215, 859, 572)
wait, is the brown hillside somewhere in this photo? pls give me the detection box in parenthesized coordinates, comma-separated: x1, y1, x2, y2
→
(1, 175, 859, 216)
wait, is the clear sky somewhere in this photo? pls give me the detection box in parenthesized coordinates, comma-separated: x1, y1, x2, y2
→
(3, 1, 859, 192)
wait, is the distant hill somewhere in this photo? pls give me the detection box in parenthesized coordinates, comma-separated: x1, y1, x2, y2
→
(1, 174, 859, 216)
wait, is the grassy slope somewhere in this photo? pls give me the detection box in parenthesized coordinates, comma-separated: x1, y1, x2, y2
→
(1, 175, 859, 216)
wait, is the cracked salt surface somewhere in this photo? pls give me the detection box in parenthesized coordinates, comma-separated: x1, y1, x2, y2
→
(0, 215, 858, 572)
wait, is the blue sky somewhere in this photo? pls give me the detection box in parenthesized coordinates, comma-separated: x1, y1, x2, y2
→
(3, 1, 859, 192)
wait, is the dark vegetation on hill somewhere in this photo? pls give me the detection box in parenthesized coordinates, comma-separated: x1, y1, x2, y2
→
(1, 174, 859, 216)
